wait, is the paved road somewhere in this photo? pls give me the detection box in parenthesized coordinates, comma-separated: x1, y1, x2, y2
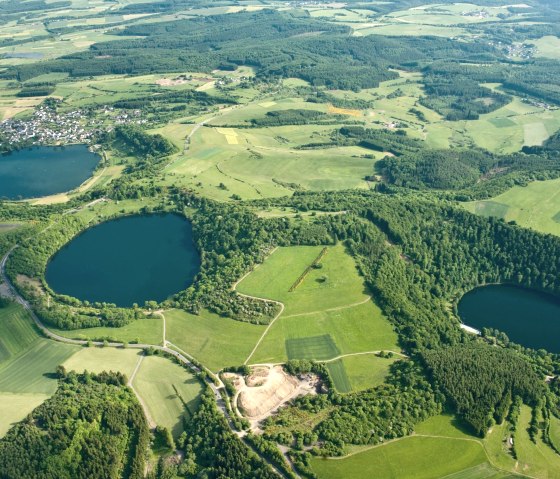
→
(0, 247, 288, 478)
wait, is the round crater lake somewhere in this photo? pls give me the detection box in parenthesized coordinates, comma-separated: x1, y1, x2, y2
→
(46, 214, 200, 307)
(458, 285, 560, 352)
(0, 145, 100, 200)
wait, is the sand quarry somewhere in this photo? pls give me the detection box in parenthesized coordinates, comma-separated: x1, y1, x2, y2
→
(225, 365, 318, 425)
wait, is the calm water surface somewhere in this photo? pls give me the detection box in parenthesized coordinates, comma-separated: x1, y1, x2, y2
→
(46, 214, 200, 306)
(458, 285, 560, 352)
(0, 145, 99, 199)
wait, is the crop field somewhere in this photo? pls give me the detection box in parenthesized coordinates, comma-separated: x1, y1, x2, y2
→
(63, 347, 143, 378)
(132, 355, 202, 439)
(286, 334, 340, 361)
(0, 303, 39, 363)
(325, 359, 352, 394)
(52, 317, 164, 345)
(165, 309, 265, 372)
(464, 177, 560, 237)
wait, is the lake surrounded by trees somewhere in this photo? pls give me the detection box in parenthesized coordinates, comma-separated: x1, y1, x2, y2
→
(458, 285, 560, 352)
(46, 214, 200, 306)
(0, 145, 100, 200)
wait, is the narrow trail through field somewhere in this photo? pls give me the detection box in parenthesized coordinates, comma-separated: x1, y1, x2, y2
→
(128, 354, 157, 429)
(282, 294, 373, 319)
(319, 350, 408, 363)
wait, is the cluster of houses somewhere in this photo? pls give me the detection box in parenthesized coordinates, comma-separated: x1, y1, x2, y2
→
(0, 102, 147, 150)
(0, 104, 99, 148)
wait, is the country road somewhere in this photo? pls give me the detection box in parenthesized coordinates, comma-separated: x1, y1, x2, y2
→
(0, 247, 289, 478)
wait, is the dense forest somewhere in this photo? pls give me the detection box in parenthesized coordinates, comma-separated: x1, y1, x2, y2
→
(0, 371, 149, 479)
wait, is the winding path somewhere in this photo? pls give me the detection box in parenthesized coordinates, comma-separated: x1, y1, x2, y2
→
(0, 247, 289, 479)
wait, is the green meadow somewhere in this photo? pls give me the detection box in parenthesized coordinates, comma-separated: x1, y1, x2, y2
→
(132, 355, 202, 439)
(464, 177, 560, 237)
(52, 317, 164, 345)
(165, 309, 265, 372)
(0, 304, 78, 436)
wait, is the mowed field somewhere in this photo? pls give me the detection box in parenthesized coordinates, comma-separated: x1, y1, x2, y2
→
(237, 244, 399, 392)
(52, 316, 164, 345)
(64, 347, 202, 438)
(0, 303, 78, 436)
(311, 412, 531, 479)
(464, 177, 560, 237)
(165, 309, 266, 372)
(132, 355, 202, 439)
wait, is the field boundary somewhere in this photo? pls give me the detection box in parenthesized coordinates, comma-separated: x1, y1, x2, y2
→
(288, 247, 328, 292)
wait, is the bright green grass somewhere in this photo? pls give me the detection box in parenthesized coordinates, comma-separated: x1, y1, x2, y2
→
(514, 405, 560, 478)
(325, 359, 352, 393)
(464, 178, 560, 236)
(132, 355, 202, 439)
(251, 301, 398, 364)
(286, 334, 340, 361)
(311, 436, 487, 479)
(237, 244, 370, 316)
(165, 309, 265, 372)
(415, 413, 477, 439)
(0, 339, 77, 394)
(0, 303, 39, 363)
(338, 354, 399, 392)
(549, 415, 560, 453)
(52, 317, 164, 345)
(0, 392, 50, 438)
(63, 347, 143, 379)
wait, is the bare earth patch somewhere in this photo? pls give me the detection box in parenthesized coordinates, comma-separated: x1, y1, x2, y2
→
(228, 365, 318, 426)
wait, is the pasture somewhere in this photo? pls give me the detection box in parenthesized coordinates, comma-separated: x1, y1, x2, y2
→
(464, 177, 560, 237)
(336, 354, 399, 392)
(311, 436, 488, 479)
(52, 317, 164, 345)
(63, 347, 143, 378)
(132, 355, 202, 439)
(165, 309, 265, 372)
(250, 301, 399, 364)
(237, 245, 370, 316)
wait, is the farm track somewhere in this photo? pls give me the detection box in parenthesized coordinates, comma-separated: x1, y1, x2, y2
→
(0, 248, 290, 479)
(230, 248, 286, 365)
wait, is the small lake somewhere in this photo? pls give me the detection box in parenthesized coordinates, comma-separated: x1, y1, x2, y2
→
(46, 214, 200, 307)
(458, 285, 560, 352)
(0, 145, 100, 200)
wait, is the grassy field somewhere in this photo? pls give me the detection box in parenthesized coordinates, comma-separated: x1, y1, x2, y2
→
(464, 177, 560, 237)
(0, 303, 78, 436)
(237, 245, 370, 315)
(336, 354, 399, 392)
(63, 347, 143, 378)
(530, 36, 560, 60)
(0, 303, 39, 363)
(165, 309, 265, 372)
(250, 301, 399, 364)
(325, 359, 352, 393)
(132, 355, 202, 439)
(52, 317, 164, 345)
(311, 436, 488, 479)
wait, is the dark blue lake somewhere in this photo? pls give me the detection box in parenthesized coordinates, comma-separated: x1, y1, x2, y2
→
(46, 214, 200, 307)
(458, 285, 560, 352)
(0, 145, 100, 200)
